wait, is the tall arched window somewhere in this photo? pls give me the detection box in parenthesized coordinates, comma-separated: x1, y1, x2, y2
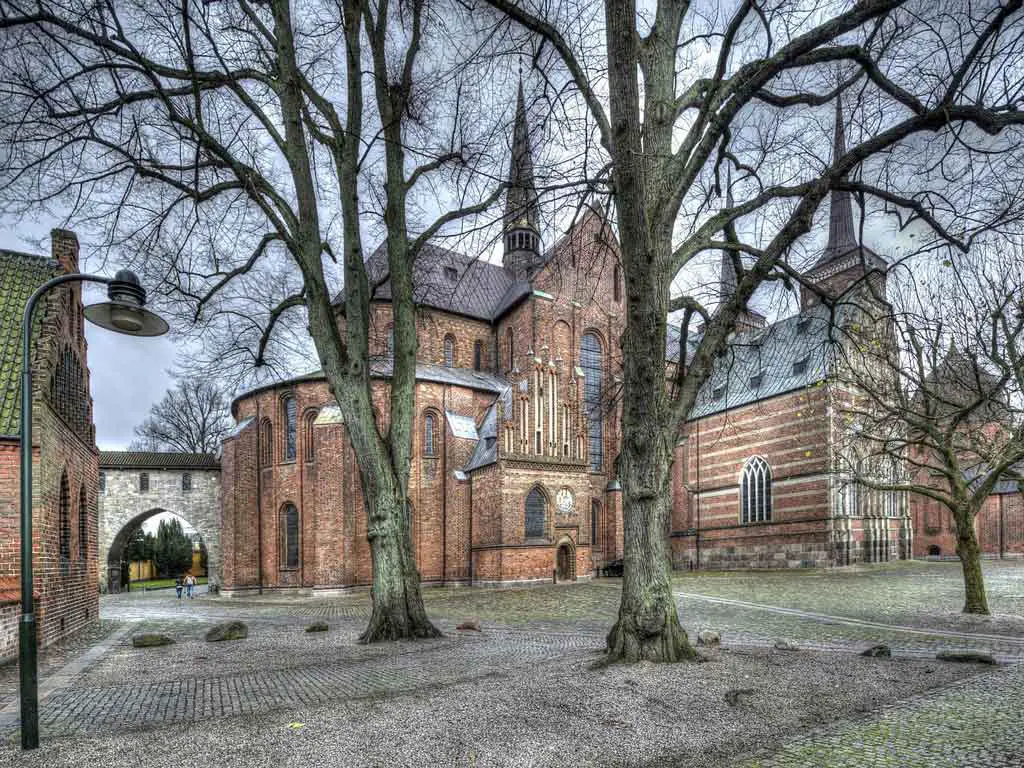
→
(304, 409, 319, 462)
(280, 503, 299, 568)
(525, 486, 547, 539)
(581, 332, 604, 472)
(50, 346, 89, 441)
(78, 484, 88, 560)
(473, 340, 483, 371)
(282, 395, 297, 461)
(443, 335, 455, 368)
(260, 418, 273, 465)
(59, 471, 70, 562)
(591, 499, 600, 547)
(423, 412, 437, 456)
(181, 472, 192, 491)
(740, 456, 772, 523)
(613, 265, 622, 303)
(506, 328, 515, 370)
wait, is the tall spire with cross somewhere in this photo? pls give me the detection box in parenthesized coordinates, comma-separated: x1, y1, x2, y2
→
(503, 79, 541, 279)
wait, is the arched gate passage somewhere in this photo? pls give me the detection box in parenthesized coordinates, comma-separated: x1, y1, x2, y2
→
(98, 452, 221, 592)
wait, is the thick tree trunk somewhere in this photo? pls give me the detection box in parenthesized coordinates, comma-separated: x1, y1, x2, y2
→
(954, 513, 989, 615)
(606, 476, 696, 663)
(359, 485, 441, 643)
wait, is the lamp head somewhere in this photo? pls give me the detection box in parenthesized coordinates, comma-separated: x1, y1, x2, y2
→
(83, 270, 169, 337)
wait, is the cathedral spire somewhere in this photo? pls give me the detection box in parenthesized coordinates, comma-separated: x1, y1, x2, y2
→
(822, 96, 858, 261)
(503, 79, 541, 279)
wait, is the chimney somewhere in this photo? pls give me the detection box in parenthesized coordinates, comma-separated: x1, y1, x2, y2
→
(51, 229, 80, 273)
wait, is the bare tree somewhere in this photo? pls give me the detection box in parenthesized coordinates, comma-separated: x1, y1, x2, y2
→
(0, 0, 509, 641)
(130, 377, 230, 454)
(836, 247, 1024, 614)
(485, 0, 1024, 661)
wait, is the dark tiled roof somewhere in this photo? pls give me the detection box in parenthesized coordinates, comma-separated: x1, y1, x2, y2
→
(231, 360, 511, 412)
(688, 303, 848, 420)
(335, 243, 530, 322)
(99, 451, 220, 469)
(0, 249, 61, 437)
(463, 397, 504, 473)
(965, 462, 1024, 496)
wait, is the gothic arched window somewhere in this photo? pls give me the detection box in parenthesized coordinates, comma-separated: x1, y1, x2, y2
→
(613, 265, 622, 303)
(59, 471, 71, 562)
(260, 418, 273, 465)
(474, 340, 483, 371)
(581, 332, 604, 472)
(443, 335, 455, 368)
(78, 484, 88, 560)
(280, 503, 299, 568)
(50, 345, 89, 440)
(304, 409, 318, 462)
(525, 486, 547, 539)
(282, 395, 297, 461)
(423, 412, 437, 456)
(506, 328, 515, 370)
(740, 456, 772, 523)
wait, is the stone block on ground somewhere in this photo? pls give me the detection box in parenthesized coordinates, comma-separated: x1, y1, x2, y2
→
(862, 644, 892, 658)
(773, 639, 800, 652)
(132, 633, 175, 648)
(205, 620, 249, 642)
(456, 619, 481, 632)
(697, 630, 720, 648)
(305, 621, 329, 633)
(935, 650, 996, 665)
(724, 687, 755, 707)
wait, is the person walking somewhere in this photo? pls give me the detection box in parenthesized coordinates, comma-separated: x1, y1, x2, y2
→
(174, 575, 183, 600)
(185, 573, 196, 599)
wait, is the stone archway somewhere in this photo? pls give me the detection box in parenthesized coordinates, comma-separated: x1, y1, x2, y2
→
(97, 456, 221, 593)
(102, 508, 216, 593)
(555, 537, 576, 582)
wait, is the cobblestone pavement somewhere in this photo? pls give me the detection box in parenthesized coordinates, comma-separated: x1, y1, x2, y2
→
(0, 561, 1021, 765)
(734, 665, 1024, 767)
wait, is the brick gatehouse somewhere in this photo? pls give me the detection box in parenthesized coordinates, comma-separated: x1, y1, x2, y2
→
(0, 231, 99, 661)
(218, 95, 1021, 595)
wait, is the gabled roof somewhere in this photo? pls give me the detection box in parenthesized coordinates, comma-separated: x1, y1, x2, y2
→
(333, 243, 529, 322)
(0, 248, 61, 437)
(463, 389, 513, 473)
(688, 303, 849, 420)
(99, 451, 220, 470)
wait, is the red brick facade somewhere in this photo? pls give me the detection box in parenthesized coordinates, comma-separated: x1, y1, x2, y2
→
(0, 231, 99, 661)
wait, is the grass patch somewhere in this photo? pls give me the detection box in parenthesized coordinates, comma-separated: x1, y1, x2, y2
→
(129, 577, 208, 590)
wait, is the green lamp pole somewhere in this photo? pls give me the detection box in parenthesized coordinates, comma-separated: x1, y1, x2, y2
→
(19, 270, 168, 750)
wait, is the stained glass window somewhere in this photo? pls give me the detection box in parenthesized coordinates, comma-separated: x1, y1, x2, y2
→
(444, 336, 455, 368)
(281, 503, 299, 568)
(525, 487, 546, 539)
(581, 333, 604, 472)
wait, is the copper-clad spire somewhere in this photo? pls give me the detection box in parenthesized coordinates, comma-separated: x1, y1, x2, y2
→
(504, 80, 538, 234)
(822, 96, 858, 261)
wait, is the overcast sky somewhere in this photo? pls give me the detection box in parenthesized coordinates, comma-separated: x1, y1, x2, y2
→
(0, 215, 177, 450)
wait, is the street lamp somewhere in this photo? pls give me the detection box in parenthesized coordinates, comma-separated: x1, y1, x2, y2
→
(19, 269, 167, 750)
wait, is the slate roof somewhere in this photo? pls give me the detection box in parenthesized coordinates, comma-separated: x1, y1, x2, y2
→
(965, 462, 1024, 496)
(0, 249, 61, 437)
(99, 451, 220, 470)
(334, 243, 531, 322)
(688, 303, 848, 420)
(463, 397, 502, 473)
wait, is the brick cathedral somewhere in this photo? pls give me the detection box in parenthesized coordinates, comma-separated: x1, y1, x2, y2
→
(217, 94, 1019, 595)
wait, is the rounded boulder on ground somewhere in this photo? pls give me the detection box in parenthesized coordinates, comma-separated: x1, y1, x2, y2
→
(205, 620, 249, 642)
(131, 633, 175, 648)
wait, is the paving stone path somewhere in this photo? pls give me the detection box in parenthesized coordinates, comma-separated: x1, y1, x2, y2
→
(735, 665, 1024, 767)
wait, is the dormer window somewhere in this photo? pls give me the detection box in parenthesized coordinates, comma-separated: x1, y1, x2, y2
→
(749, 372, 763, 389)
(712, 385, 726, 401)
(793, 356, 810, 375)
(444, 266, 458, 282)
(796, 317, 812, 335)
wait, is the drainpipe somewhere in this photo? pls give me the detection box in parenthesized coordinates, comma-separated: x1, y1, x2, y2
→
(441, 386, 448, 585)
(256, 398, 264, 595)
(999, 493, 1005, 560)
(695, 419, 701, 570)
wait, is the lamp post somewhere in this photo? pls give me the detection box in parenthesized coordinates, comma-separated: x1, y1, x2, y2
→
(19, 270, 167, 750)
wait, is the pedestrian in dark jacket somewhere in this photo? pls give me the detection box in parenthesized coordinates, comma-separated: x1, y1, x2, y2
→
(175, 576, 183, 599)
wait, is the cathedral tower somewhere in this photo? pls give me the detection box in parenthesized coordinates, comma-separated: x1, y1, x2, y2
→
(801, 97, 888, 309)
(503, 82, 541, 281)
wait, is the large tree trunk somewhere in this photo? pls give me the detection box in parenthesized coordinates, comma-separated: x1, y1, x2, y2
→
(954, 511, 990, 615)
(360, 486, 441, 642)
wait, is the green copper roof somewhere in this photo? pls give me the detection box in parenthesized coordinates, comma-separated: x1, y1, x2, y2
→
(0, 249, 61, 437)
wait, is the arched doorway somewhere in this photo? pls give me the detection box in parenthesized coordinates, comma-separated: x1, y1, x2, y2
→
(104, 508, 210, 593)
(555, 538, 576, 582)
